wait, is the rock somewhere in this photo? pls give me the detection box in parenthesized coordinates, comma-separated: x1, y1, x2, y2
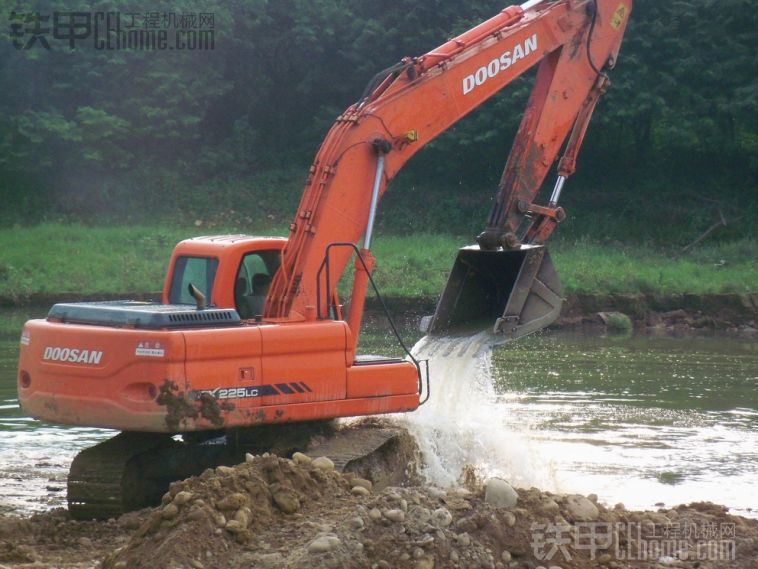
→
(234, 507, 251, 527)
(173, 491, 193, 506)
(428, 487, 446, 499)
(245, 452, 255, 463)
(415, 557, 435, 569)
(588, 493, 599, 503)
(408, 506, 432, 525)
(114, 562, 127, 569)
(162, 503, 179, 520)
(383, 509, 405, 522)
(502, 511, 516, 527)
(349, 516, 365, 530)
(77, 537, 93, 548)
(485, 478, 518, 508)
(189, 560, 205, 569)
(375, 561, 391, 569)
(312, 456, 335, 471)
(272, 489, 300, 514)
(292, 452, 311, 465)
(368, 508, 382, 521)
(217, 493, 248, 511)
(308, 535, 340, 553)
(351, 485, 370, 497)
(598, 553, 612, 564)
(501, 550, 512, 563)
(431, 507, 453, 528)
(455, 533, 471, 547)
(188, 508, 207, 522)
(225, 520, 245, 533)
(216, 465, 235, 475)
(538, 498, 560, 516)
(351, 477, 373, 491)
(450, 550, 459, 562)
(564, 494, 600, 521)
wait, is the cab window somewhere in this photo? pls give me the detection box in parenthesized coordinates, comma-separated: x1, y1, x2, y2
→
(169, 256, 219, 305)
(235, 250, 281, 318)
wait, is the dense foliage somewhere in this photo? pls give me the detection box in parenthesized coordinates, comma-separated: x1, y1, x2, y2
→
(0, 0, 755, 244)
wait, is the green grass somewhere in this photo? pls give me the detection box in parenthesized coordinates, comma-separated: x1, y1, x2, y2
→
(0, 224, 754, 300)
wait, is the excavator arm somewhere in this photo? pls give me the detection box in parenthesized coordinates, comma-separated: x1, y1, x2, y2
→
(267, 0, 631, 344)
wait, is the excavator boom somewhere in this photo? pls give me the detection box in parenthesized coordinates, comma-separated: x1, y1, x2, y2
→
(267, 0, 631, 343)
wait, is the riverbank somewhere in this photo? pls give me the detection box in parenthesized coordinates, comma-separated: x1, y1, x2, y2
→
(4, 291, 755, 336)
(1, 225, 754, 301)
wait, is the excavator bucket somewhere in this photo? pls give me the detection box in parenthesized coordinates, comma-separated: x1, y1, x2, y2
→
(427, 245, 562, 341)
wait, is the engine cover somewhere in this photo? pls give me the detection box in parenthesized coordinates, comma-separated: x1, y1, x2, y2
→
(47, 301, 241, 329)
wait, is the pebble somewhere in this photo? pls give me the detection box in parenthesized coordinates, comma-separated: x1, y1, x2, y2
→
(234, 507, 251, 527)
(216, 465, 235, 475)
(383, 509, 405, 522)
(292, 452, 311, 465)
(351, 485, 370, 497)
(307, 535, 340, 553)
(456, 533, 471, 547)
(77, 537, 92, 548)
(485, 478, 518, 508)
(375, 561, 391, 569)
(173, 491, 193, 506)
(245, 452, 255, 463)
(351, 477, 373, 491)
(272, 490, 300, 514)
(161, 504, 179, 520)
(216, 493, 248, 511)
(368, 508, 382, 521)
(501, 550, 512, 563)
(502, 511, 516, 527)
(312, 456, 335, 471)
(415, 557, 435, 569)
(428, 487, 446, 499)
(598, 553, 612, 564)
(431, 507, 453, 528)
(189, 560, 205, 569)
(188, 508, 206, 522)
(225, 520, 245, 534)
(349, 516, 365, 530)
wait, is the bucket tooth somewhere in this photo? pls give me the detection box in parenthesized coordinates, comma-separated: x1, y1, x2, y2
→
(428, 244, 562, 341)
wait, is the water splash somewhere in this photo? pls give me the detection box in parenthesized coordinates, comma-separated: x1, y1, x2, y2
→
(396, 332, 556, 488)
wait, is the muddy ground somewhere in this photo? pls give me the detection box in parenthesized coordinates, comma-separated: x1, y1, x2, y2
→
(0, 425, 755, 569)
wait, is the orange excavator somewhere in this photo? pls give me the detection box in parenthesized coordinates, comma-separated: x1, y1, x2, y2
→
(17, 0, 631, 518)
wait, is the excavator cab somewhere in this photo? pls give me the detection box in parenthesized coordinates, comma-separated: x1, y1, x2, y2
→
(427, 244, 562, 341)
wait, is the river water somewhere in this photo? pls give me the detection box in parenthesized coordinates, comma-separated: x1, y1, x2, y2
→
(2, 308, 756, 517)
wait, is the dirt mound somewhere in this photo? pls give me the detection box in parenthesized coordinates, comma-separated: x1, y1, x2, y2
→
(1, 426, 757, 569)
(95, 450, 758, 569)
